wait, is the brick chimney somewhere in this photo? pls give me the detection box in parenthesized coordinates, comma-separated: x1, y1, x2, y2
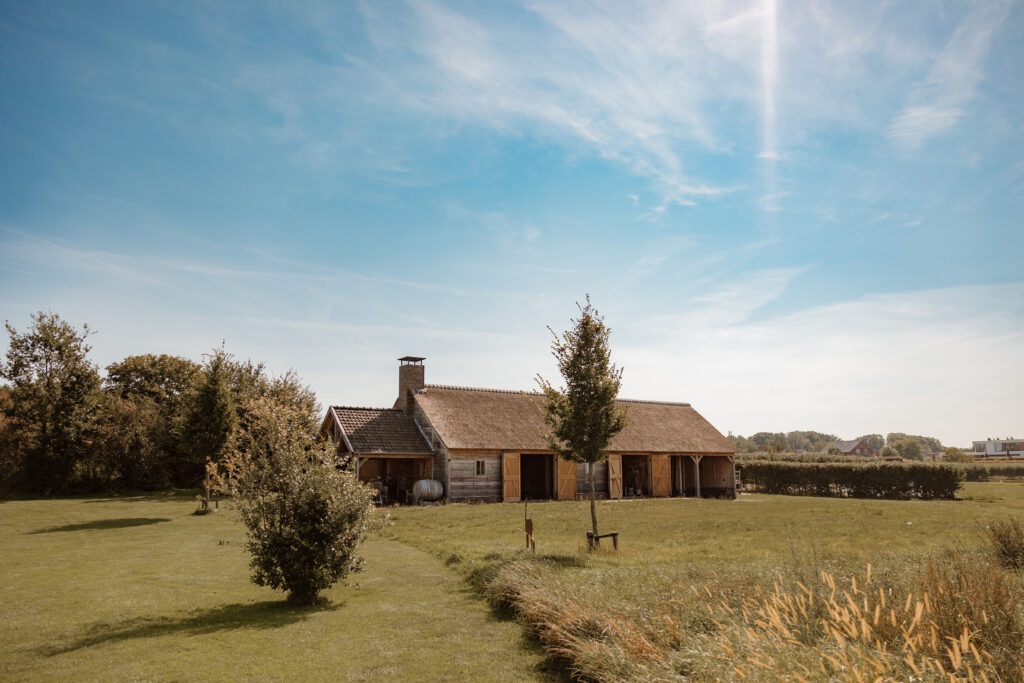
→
(397, 356, 425, 414)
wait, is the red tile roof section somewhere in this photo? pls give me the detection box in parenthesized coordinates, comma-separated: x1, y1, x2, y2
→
(329, 407, 433, 455)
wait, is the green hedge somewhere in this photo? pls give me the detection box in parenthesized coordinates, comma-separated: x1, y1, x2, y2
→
(961, 463, 1024, 482)
(739, 461, 963, 500)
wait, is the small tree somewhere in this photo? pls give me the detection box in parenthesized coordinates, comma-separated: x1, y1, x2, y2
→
(178, 346, 236, 486)
(537, 296, 627, 546)
(943, 446, 973, 463)
(225, 398, 375, 605)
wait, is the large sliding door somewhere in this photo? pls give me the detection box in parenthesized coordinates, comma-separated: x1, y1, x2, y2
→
(607, 454, 622, 499)
(556, 459, 577, 500)
(503, 452, 520, 502)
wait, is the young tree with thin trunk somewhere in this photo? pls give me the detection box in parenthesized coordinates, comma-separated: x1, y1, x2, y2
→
(537, 296, 627, 547)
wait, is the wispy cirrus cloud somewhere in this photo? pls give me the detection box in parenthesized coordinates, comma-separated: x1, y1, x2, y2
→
(353, 0, 763, 207)
(887, 0, 1016, 150)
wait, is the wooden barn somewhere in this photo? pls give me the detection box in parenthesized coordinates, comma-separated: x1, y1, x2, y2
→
(321, 357, 737, 503)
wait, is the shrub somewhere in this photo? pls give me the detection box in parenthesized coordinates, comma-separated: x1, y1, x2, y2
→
(985, 519, 1024, 571)
(226, 399, 375, 605)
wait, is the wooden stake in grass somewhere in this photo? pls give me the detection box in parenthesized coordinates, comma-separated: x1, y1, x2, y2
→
(525, 499, 535, 553)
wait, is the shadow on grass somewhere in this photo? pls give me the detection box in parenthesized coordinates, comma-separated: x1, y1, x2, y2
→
(81, 490, 203, 504)
(536, 554, 591, 569)
(38, 600, 338, 656)
(28, 518, 172, 534)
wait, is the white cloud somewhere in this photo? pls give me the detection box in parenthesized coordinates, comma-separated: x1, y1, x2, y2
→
(618, 282, 1024, 447)
(887, 0, 1015, 150)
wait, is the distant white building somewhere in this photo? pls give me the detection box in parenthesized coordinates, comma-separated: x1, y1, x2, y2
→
(968, 438, 1023, 458)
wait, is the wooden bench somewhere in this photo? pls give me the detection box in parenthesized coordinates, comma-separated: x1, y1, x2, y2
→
(586, 531, 619, 550)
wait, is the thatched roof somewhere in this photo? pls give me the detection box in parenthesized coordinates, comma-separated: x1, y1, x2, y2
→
(327, 407, 433, 456)
(412, 385, 735, 455)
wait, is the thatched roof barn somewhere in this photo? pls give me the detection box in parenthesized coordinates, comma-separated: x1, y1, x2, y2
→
(322, 357, 736, 503)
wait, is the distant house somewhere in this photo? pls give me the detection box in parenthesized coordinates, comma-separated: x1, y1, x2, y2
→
(826, 439, 878, 457)
(967, 438, 1023, 458)
(320, 357, 737, 503)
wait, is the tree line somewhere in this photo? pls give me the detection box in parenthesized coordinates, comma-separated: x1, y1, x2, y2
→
(727, 431, 951, 457)
(0, 311, 320, 494)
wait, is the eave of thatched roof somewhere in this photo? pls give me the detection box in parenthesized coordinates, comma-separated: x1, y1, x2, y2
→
(327, 406, 433, 456)
(412, 385, 735, 455)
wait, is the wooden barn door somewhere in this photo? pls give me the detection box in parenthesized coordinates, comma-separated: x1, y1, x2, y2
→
(556, 459, 577, 501)
(607, 454, 622, 499)
(651, 454, 670, 498)
(503, 452, 521, 502)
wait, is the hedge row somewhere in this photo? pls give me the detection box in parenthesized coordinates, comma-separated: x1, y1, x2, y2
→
(961, 463, 1024, 482)
(740, 461, 963, 500)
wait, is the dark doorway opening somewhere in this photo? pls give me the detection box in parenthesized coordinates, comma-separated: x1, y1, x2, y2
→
(521, 453, 553, 500)
(622, 455, 650, 497)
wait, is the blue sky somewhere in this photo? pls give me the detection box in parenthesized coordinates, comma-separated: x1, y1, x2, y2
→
(2, 1, 1022, 448)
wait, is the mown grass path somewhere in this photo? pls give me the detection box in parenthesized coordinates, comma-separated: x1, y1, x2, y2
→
(0, 495, 548, 681)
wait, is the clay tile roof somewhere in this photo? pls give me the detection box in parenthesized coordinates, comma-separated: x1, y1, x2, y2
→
(329, 407, 433, 455)
(829, 439, 869, 454)
(412, 385, 735, 454)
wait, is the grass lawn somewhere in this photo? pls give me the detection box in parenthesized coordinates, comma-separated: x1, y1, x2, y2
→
(386, 481, 1024, 572)
(0, 492, 547, 682)
(3, 484, 1023, 681)
(382, 482, 1024, 681)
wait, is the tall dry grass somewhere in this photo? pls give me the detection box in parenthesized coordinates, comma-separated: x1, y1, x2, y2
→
(485, 547, 1024, 681)
(693, 553, 1023, 682)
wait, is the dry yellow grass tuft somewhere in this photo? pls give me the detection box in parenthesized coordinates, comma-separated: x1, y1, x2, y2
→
(693, 555, 1024, 682)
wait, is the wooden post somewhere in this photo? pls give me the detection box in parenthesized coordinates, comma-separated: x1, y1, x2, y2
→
(524, 499, 535, 552)
(693, 455, 703, 498)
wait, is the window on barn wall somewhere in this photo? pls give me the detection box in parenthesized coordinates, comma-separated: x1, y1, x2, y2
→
(476, 460, 486, 476)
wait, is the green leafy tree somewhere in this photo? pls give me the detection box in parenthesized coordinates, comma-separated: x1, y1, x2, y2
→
(0, 386, 18, 490)
(892, 439, 923, 461)
(178, 346, 236, 486)
(943, 446, 973, 463)
(537, 297, 627, 546)
(90, 393, 167, 489)
(226, 398, 375, 605)
(101, 354, 200, 488)
(887, 432, 942, 455)
(105, 354, 199, 402)
(727, 433, 752, 453)
(857, 434, 885, 452)
(1, 312, 101, 492)
(750, 432, 787, 453)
